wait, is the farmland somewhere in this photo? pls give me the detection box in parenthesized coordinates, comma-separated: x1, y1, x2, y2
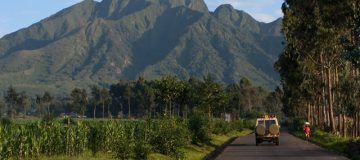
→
(0, 117, 254, 159)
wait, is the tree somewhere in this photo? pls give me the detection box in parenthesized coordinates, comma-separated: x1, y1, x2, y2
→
(264, 87, 283, 116)
(124, 84, 133, 118)
(90, 85, 101, 119)
(197, 75, 227, 118)
(18, 91, 30, 117)
(42, 91, 53, 116)
(277, 0, 356, 134)
(35, 94, 44, 117)
(4, 86, 19, 118)
(70, 88, 88, 117)
(100, 88, 111, 118)
(154, 76, 185, 117)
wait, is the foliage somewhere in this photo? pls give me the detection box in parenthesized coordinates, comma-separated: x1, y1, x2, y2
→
(188, 111, 211, 144)
(150, 118, 189, 159)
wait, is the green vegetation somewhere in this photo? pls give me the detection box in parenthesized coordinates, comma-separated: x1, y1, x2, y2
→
(0, 76, 282, 123)
(0, 118, 252, 159)
(277, 0, 360, 141)
(290, 126, 359, 159)
(0, 75, 278, 159)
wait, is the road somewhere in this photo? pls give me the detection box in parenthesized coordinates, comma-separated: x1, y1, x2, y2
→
(215, 131, 348, 160)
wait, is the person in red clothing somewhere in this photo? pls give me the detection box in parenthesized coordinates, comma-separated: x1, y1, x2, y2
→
(304, 122, 310, 140)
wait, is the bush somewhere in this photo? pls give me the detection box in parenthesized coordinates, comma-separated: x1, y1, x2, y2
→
(230, 120, 244, 131)
(243, 119, 255, 130)
(188, 112, 211, 144)
(0, 118, 11, 126)
(150, 119, 188, 159)
(287, 117, 306, 132)
(211, 119, 232, 134)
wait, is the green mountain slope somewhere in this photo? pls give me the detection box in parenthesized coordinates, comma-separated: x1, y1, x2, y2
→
(0, 0, 283, 94)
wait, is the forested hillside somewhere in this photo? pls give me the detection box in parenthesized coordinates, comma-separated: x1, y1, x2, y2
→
(0, 0, 283, 94)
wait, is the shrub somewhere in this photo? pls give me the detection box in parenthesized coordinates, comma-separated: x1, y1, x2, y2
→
(150, 118, 188, 159)
(0, 118, 11, 126)
(230, 120, 244, 131)
(188, 112, 211, 144)
(243, 118, 255, 129)
(211, 119, 231, 134)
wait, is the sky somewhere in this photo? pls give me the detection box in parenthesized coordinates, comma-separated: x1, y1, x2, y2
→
(0, 0, 283, 38)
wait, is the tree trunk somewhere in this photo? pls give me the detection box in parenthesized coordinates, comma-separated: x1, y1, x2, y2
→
(107, 104, 111, 118)
(327, 67, 336, 133)
(355, 113, 360, 138)
(351, 113, 356, 138)
(93, 105, 96, 119)
(312, 104, 316, 125)
(343, 114, 347, 138)
(307, 103, 311, 124)
(102, 102, 105, 119)
(358, 112, 360, 137)
(317, 96, 322, 127)
(208, 106, 211, 118)
(339, 114, 342, 136)
(47, 104, 50, 116)
(128, 98, 131, 118)
(169, 101, 172, 118)
(320, 53, 327, 128)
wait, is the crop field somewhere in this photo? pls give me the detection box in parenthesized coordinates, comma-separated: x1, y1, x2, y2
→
(0, 117, 253, 159)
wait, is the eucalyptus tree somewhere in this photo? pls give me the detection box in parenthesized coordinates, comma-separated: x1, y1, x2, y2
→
(124, 83, 134, 118)
(18, 91, 30, 116)
(100, 88, 112, 118)
(42, 91, 53, 116)
(90, 85, 101, 119)
(277, 0, 355, 133)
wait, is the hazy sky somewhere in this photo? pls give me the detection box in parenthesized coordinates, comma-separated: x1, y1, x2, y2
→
(0, 0, 283, 38)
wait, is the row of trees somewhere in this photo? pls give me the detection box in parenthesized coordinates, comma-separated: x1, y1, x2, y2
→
(277, 0, 360, 137)
(0, 76, 283, 120)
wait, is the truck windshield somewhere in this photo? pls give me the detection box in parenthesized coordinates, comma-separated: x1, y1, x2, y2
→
(257, 120, 264, 125)
(265, 120, 276, 129)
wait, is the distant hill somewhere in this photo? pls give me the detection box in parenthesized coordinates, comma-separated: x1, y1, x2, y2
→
(0, 0, 283, 95)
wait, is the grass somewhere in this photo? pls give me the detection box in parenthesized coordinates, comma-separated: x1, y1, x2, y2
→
(291, 129, 359, 159)
(149, 129, 253, 160)
(39, 151, 114, 160)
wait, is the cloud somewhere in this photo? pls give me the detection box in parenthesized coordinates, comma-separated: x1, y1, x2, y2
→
(205, 0, 283, 23)
(252, 13, 276, 23)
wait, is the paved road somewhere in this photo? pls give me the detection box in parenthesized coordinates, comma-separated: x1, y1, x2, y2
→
(215, 131, 348, 160)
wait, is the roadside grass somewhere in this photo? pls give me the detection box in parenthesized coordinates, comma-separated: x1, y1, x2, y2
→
(292, 129, 356, 159)
(40, 151, 114, 160)
(149, 129, 253, 160)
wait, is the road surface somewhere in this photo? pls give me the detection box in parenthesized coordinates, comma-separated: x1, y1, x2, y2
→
(215, 131, 348, 160)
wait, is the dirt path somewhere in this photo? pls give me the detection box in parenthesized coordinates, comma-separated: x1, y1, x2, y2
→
(215, 131, 348, 160)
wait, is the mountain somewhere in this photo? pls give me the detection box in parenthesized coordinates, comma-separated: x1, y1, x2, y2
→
(0, 0, 283, 95)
